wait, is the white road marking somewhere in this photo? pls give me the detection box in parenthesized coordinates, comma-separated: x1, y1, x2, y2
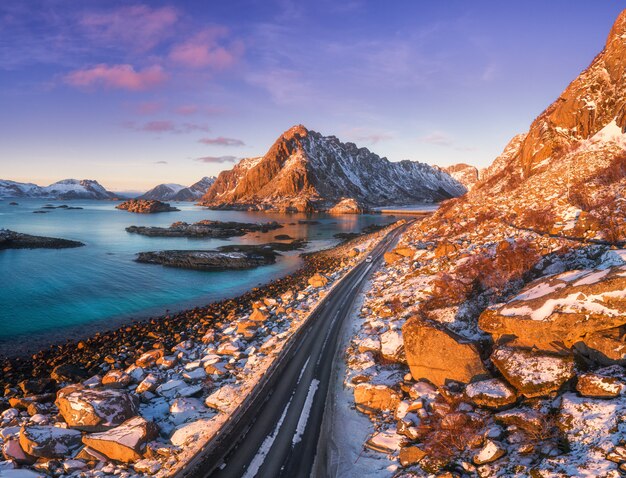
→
(242, 395, 294, 478)
(297, 357, 311, 384)
(292, 379, 320, 446)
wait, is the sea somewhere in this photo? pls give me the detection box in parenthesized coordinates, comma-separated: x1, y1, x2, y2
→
(0, 199, 399, 356)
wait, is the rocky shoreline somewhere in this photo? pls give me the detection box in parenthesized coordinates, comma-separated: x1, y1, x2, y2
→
(0, 227, 392, 477)
(125, 220, 282, 238)
(0, 229, 84, 250)
(135, 249, 278, 271)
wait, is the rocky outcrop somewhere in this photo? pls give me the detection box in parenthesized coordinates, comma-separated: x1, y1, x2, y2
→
(328, 198, 367, 214)
(353, 383, 401, 415)
(135, 248, 278, 271)
(81, 417, 157, 463)
(55, 386, 139, 432)
(138, 177, 217, 202)
(402, 317, 488, 386)
(0, 229, 84, 249)
(200, 124, 465, 211)
(479, 267, 626, 353)
(126, 220, 282, 238)
(116, 199, 179, 213)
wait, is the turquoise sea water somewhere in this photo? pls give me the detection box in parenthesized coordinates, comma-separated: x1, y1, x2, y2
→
(0, 199, 395, 356)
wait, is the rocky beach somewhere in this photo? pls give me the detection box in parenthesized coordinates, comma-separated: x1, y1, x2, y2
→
(0, 230, 84, 250)
(0, 224, 395, 477)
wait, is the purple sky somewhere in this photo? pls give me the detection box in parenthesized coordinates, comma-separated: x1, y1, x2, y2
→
(1, 1, 623, 191)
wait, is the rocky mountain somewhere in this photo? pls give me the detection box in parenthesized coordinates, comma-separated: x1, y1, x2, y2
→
(200, 125, 465, 212)
(0, 179, 118, 200)
(139, 177, 216, 201)
(342, 10, 626, 477)
(441, 163, 480, 190)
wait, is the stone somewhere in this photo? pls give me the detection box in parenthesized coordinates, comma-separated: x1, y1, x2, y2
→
(494, 409, 545, 435)
(19, 426, 82, 458)
(464, 378, 518, 409)
(308, 273, 329, 288)
(102, 370, 132, 389)
(328, 198, 366, 214)
(473, 439, 506, 465)
(394, 246, 415, 258)
(81, 416, 158, 463)
(136, 374, 160, 394)
(576, 372, 624, 398)
(249, 308, 268, 322)
(51, 364, 89, 383)
(136, 349, 164, 367)
(402, 317, 488, 387)
(490, 347, 575, 398)
(354, 383, 401, 415)
(205, 385, 239, 412)
(55, 386, 139, 432)
(399, 446, 427, 466)
(2, 438, 35, 464)
(578, 327, 626, 364)
(434, 241, 457, 259)
(116, 199, 179, 214)
(479, 267, 626, 353)
(18, 379, 54, 396)
(380, 330, 405, 363)
(383, 252, 402, 264)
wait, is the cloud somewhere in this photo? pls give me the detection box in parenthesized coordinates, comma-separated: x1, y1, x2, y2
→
(64, 64, 167, 91)
(344, 128, 393, 144)
(79, 5, 179, 52)
(169, 27, 244, 70)
(198, 137, 245, 146)
(247, 68, 312, 105)
(194, 155, 238, 163)
(175, 105, 199, 116)
(418, 131, 453, 147)
(154, 160, 168, 164)
(125, 121, 209, 134)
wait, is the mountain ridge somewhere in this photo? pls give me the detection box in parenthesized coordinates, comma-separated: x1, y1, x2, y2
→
(0, 179, 119, 200)
(200, 125, 465, 212)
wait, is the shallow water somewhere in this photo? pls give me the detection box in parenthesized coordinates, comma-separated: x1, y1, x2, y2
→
(0, 199, 396, 355)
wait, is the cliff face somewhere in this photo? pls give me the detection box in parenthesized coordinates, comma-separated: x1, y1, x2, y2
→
(201, 125, 465, 211)
(492, 9, 626, 188)
(442, 163, 480, 190)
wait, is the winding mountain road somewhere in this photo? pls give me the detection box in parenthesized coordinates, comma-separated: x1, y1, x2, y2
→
(177, 222, 410, 478)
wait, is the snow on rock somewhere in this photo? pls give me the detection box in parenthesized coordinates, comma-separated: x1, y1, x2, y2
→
(81, 416, 158, 463)
(464, 378, 518, 410)
(491, 347, 575, 398)
(18, 426, 82, 458)
(55, 386, 139, 432)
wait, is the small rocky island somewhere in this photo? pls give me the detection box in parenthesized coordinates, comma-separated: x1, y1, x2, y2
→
(116, 199, 179, 214)
(126, 220, 282, 238)
(0, 229, 84, 249)
(136, 240, 307, 271)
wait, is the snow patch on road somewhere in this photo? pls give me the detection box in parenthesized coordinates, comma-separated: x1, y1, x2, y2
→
(292, 379, 320, 446)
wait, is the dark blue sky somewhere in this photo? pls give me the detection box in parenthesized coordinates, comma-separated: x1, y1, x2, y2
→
(1, 1, 623, 190)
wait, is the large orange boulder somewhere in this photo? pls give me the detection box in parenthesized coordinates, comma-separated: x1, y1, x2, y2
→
(402, 317, 488, 386)
(82, 416, 158, 463)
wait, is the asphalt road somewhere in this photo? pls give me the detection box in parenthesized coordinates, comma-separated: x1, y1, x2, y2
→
(179, 223, 409, 478)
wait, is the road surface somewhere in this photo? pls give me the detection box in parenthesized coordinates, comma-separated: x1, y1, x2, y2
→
(178, 223, 409, 478)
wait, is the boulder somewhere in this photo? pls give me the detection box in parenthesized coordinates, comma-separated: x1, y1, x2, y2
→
(464, 378, 518, 409)
(576, 372, 624, 398)
(249, 308, 268, 322)
(102, 370, 132, 389)
(380, 330, 405, 363)
(383, 252, 402, 265)
(328, 198, 366, 214)
(19, 426, 82, 458)
(308, 273, 329, 288)
(55, 386, 139, 431)
(136, 374, 160, 394)
(479, 267, 626, 353)
(2, 438, 35, 464)
(51, 364, 90, 383)
(82, 416, 158, 463)
(18, 379, 54, 395)
(402, 317, 488, 386)
(354, 383, 401, 414)
(205, 385, 239, 412)
(490, 347, 575, 398)
(394, 246, 415, 258)
(399, 446, 426, 467)
(136, 349, 164, 367)
(577, 326, 626, 364)
(473, 439, 506, 465)
(434, 241, 457, 259)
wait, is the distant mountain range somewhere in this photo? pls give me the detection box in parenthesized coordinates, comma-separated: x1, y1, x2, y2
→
(0, 179, 119, 200)
(138, 177, 216, 201)
(199, 125, 466, 212)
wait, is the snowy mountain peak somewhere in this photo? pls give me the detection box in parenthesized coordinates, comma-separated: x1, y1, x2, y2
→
(200, 125, 466, 212)
(0, 179, 116, 199)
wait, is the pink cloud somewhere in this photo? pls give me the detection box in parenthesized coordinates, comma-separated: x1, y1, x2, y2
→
(175, 105, 199, 116)
(174, 104, 227, 116)
(169, 27, 244, 70)
(64, 64, 167, 91)
(199, 136, 245, 146)
(79, 5, 178, 52)
(124, 120, 209, 134)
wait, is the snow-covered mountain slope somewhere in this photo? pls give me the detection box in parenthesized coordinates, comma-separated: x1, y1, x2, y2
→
(138, 183, 186, 201)
(138, 177, 217, 201)
(172, 176, 216, 201)
(200, 125, 465, 212)
(440, 163, 479, 190)
(0, 179, 117, 200)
